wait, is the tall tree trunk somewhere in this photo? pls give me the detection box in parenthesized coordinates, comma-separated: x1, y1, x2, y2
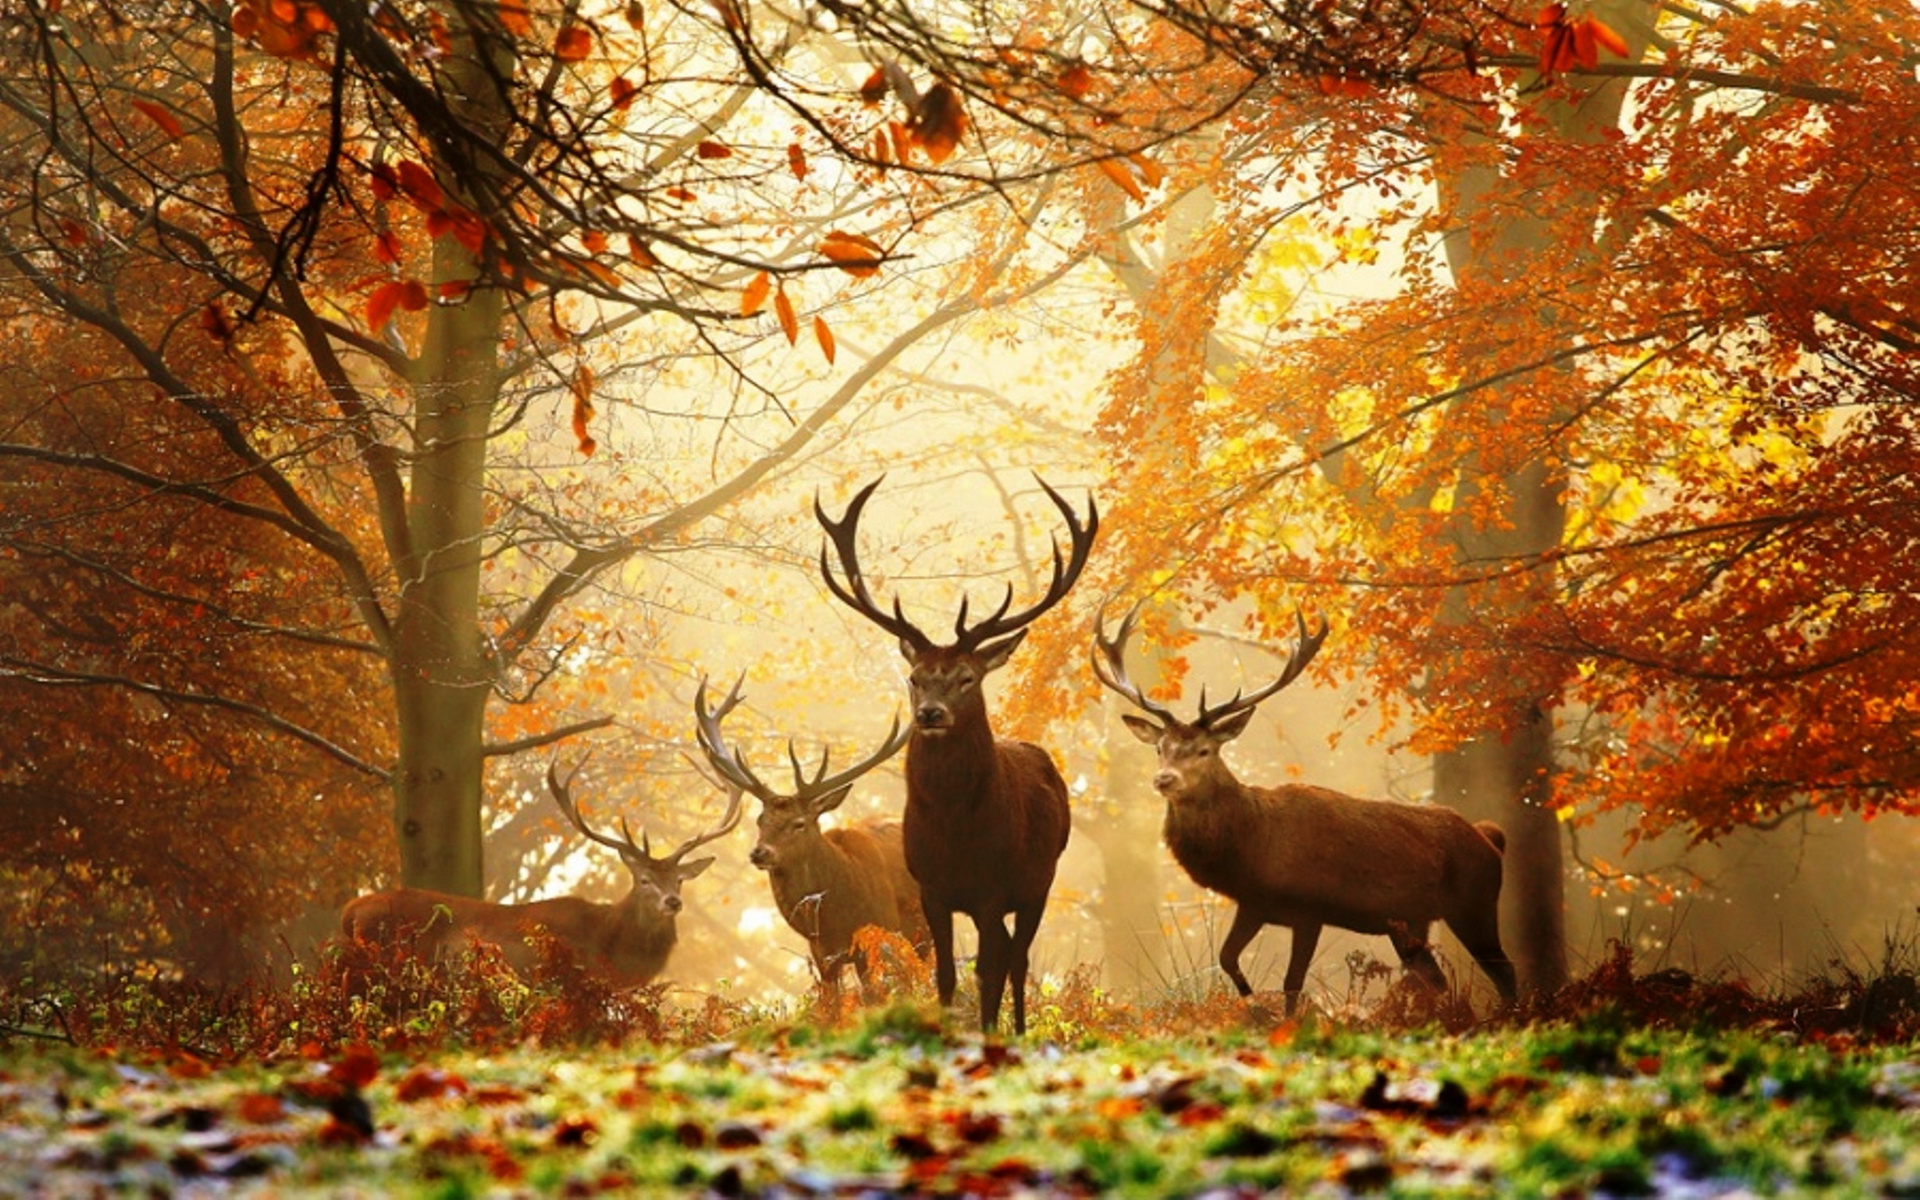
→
(387, 10, 513, 896)
(1429, 2, 1647, 997)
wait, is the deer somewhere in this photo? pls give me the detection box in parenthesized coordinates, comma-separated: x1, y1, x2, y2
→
(692, 675, 931, 1011)
(1092, 604, 1518, 1016)
(816, 474, 1096, 1035)
(340, 762, 743, 988)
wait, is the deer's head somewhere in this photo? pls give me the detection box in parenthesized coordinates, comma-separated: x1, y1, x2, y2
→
(1093, 604, 1327, 805)
(546, 761, 742, 917)
(816, 474, 1098, 738)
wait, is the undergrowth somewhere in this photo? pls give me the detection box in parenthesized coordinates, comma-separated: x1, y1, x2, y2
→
(2, 934, 1916, 1062)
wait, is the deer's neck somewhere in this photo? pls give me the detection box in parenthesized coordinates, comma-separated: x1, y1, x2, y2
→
(905, 712, 998, 806)
(601, 890, 676, 980)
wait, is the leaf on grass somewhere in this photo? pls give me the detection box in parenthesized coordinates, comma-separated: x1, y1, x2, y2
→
(741, 269, 772, 316)
(774, 285, 798, 344)
(814, 315, 835, 364)
(395, 1065, 467, 1103)
(819, 230, 885, 277)
(132, 99, 186, 141)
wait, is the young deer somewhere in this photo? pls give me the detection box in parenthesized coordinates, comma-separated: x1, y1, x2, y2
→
(1093, 605, 1517, 1015)
(340, 763, 743, 988)
(816, 474, 1096, 1035)
(693, 676, 930, 1009)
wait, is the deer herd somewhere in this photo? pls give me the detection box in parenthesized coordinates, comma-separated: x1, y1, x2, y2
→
(344, 475, 1517, 1032)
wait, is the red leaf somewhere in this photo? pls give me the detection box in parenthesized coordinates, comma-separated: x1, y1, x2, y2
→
(695, 140, 732, 159)
(200, 303, 236, 344)
(366, 281, 404, 328)
(1056, 64, 1092, 98)
(497, 0, 531, 37)
(132, 99, 186, 141)
(859, 67, 889, 105)
(367, 163, 398, 202)
(399, 279, 430, 311)
(787, 143, 808, 180)
(330, 1044, 381, 1089)
(570, 364, 597, 456)
(1590, 17, 1629, 58)
(554, 24, 591, 62)
(1573, 18, 1598, 70)
(609, 76, 637, 112)
(373, 230, 403, 264)
(909, 82, 966, 165)
(396, 160, 442, 212)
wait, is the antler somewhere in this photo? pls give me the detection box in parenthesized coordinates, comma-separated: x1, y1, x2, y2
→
(693, 675, 776, 802)
(695, 675, 909, 811)
(547, 758, 647, 857)
(547, 755, 742, 866)
(1193, 611, 1330, 731)
(815, 475, 935, 653)
(1091, 601, 1179, 729)
(950, 476, 1100, 652)
(817, 474, 1099, 654)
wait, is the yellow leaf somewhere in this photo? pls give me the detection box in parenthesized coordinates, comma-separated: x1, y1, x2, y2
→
(741, 270, 772, 316)
(774, 285, 798, 345)
(819, 231, 884, 277)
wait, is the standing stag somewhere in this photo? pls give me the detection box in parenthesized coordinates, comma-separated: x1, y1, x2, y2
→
(693, 676, 930, 1009)
(1093, 606, 1518, 1015)
(817, 475, 1096, 1034)
(340, 763, 743, 987)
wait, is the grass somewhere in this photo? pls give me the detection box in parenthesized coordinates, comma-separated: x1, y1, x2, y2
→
(0, 939, 1915, 1196)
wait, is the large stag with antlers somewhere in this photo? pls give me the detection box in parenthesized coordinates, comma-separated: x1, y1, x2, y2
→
(817, 475, 1097, 1035)
(694, 676, 930, 1009)
(1093, 606, 1518, 1015)
(340, 764, 742, 987)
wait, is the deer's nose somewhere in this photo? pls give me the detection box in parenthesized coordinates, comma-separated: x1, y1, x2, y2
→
(914, 704, 950, 729)
(663, 894, 684, 914)
(1152, 770, 1179, 793)
(749, 846, 774, 869)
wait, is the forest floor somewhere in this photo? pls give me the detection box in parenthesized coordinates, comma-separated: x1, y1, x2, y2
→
(1, 946, 1917, 1197)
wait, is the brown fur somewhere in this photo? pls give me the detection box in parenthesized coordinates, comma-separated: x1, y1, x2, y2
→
(1131, 719, 1518, 1012)
(340, 883, 684, 987)
(755, 811, 931, 1005)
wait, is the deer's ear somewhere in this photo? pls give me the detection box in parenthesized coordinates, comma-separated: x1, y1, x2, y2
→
(896, 636, 920, 663)
(977, 628, 1029, 673)
(677, 855, 717, 880)
(1119, 714, 1162, 745)
(1207, 708, 1258, 743)
(812, 783, 855, 816)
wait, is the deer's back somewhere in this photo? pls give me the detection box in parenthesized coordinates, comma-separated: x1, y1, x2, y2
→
(1166, 784, 1503, 930)
(904, 737, 1070, 916)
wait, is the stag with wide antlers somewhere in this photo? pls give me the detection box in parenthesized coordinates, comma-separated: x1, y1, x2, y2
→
(693, 676, 930, 1011)
(1093, 605, 1518, 1015)
(341, 763, 743, 988)
(816, 474, 1096, 1035)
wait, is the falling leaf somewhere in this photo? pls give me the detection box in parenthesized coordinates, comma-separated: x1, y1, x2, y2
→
(774, 285, 798, 345)
(909, 82, 966, 164)
(814, 315, 835, 364)
(570, 364, 597, 456)
(1095, 157, 1146, 203)
(131, 99, 185, 141)
(497, 0, 531, 36)
(741, 269, 772, 316)
(819, 230, 885, 277)
(554, 24, 592, 62)
(787, 143, 808, 180)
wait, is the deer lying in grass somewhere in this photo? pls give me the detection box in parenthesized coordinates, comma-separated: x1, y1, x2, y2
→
(340, 763, 742, 988)
(817, 475, 1096, 1034)
(693, 676, 930, 1010)
(1093, 605, 1518, 1015)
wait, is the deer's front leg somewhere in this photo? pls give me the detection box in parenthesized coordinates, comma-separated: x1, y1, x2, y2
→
(1281, 920, 1323, 1015)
